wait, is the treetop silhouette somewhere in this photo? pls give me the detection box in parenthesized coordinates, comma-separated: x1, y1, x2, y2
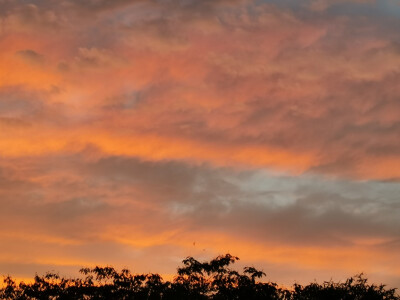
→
(1, 254, 398, 299)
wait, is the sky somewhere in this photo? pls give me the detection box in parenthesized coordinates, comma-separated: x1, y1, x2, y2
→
(0, 0, 399, 288)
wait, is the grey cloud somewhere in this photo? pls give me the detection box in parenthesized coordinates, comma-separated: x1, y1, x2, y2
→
(0, 86, 74, 127)
(3, 0, 237, 20)
(85, 156, 400, 247)
(0, 0, 15, 17)
(184, 174, 397, 249)
(15, 49, 45, 65)
(0, 86, 44, 118)
(66, 0, 245, 13)
(74, 47, 122, 68)
(1, 152, 399, 248)
(9, 3, 63, 29)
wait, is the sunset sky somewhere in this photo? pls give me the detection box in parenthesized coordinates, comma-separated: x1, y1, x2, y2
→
(0, 0, 400, 288)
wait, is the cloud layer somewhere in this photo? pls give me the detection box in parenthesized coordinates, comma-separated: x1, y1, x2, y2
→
(0, 0, 399, 287)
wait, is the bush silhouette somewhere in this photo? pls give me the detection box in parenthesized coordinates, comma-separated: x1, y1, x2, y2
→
(1, 254, 398, 299)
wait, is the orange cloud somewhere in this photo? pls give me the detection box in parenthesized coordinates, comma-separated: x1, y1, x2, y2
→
(1, 0, 400, 289)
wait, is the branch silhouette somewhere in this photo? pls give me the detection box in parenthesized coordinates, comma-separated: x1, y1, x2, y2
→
(1, 254, 398, 299)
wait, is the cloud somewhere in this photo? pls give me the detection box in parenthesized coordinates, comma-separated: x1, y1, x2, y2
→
(308, 0, 374, 11)
(15, 49, 45, 65)
(4, 3, 64, 32)
(0, 0, 400, 288)
(0, 153, 399, 285)
(74, 47, 124, 68)
(0, 86, 44, 117)
(1, 0, 399, 180)
(0, 116, 30, 128)
(0, 86, 71, 130)
(2, 153, 398, 243)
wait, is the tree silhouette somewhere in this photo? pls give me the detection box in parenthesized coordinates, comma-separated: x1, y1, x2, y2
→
(1, 254, 398, 299)
(291, 273, 399, 300)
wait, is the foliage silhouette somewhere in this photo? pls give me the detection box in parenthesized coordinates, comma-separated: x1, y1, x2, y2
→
(0, 254, 398, 299)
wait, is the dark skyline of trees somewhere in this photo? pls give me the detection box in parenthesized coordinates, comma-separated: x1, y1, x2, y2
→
(1, 254, 398, 299)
